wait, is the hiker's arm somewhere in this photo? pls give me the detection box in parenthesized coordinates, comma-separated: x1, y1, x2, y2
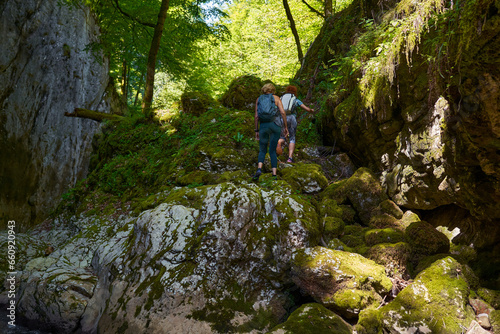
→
(300, 104, 314, 113)
(254, 98, 260, 139)
(276, 96, 289, 137)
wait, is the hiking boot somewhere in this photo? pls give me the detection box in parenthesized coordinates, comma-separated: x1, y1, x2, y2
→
(252, 169, 262, 181)
(287, 157, 295, 163)
(272, 174, 277, 180)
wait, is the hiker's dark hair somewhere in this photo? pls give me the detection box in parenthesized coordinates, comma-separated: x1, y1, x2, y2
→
(285, 85, 298, 96)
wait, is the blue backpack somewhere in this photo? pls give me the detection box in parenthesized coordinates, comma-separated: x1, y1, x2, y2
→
(257, 94, 278, 122)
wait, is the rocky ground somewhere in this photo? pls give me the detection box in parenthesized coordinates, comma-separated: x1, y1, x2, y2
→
(1, 138, 499, 332)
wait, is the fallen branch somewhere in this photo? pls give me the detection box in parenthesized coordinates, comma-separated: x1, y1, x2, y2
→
(64, 108, 123, 122)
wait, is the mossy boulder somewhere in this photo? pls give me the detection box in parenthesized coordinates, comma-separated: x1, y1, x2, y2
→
(367, 242, 412, 278)
(322, 167, 388, 225)
(372, 199, 404, 219)
(93, 182, 322, 333)
(280, 163, 329, 194)
(491, 310, 500, 333)
(398, 210, 421, 229)
(405, 221, 450, 256)
(368, 214, 400, 229)
(339, 224, 369, 253)
(319, 198, 357, 224)
(268, 303, 352, 333)
(291, 246, 392, 318)
(327, 238, 352, 252)
(477, 288, 500, 310)
(175, 170, 216, 186)
(364, 228, 404, 246)
(355, 257, 475, 334)
(323, 217, 345, 240)
(180, 91, 217, 117)
(326, 152, 357, 180)
(220, 75, 265, 111)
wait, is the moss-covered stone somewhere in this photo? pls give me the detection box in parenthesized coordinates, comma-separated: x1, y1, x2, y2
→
(450, 243, 477, 264)
(291, 247, 392, 317)
(405, 221, 450, 256)
(323, 217, 345, 240)
(327, 238, 352, 252)
(280, 163, 328, 194)
(329, 288, 382, 319)
(491, 310, 500, 333)
(268, 303, 352, 333)
(368, 214, 400, 229)
(364, 228, 404, 246)
(175, 170, 215, 186)
(319, 198, 357, 224)
(322, 167, 388, 225)
(398, 210, 421, 229)
(339, 224, 369, 252)
(180, 91, 217, 117)
(356, 257, 475, 334)
(477, 288, 500, 310)
(367, 242, 411, 277)
(373, 199, 404, 219)
(220, 75, 265, 111)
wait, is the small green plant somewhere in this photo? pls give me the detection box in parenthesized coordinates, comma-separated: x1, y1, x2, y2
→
(233, 132, 244, 143)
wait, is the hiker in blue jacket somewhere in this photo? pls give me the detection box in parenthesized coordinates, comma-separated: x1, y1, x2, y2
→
(276, 85, 314, 163)
(252, 83, 288, 181)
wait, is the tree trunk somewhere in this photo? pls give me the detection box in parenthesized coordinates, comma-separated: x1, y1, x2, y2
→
(283, 0, 303, 63)
(65, 108, 123, 122)
(121, 58, 128, 102)
(325, 0, 333, 16)
(142, 0, 171, 116)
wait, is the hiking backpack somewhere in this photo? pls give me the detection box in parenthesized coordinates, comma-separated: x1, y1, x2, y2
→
(257, 94, 278, 122)
(280, 93, 297, 114)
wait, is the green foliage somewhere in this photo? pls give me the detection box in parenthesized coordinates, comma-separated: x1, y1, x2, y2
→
(182, 0, 324, 98)
(322, 0, 496, 116)
(57, 104, 259, 216)
(62, 0, 228, 108)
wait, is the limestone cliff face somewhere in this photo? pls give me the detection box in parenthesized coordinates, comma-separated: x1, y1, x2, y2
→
(0, 0, 110, 230)
(300, 0, 500, 249)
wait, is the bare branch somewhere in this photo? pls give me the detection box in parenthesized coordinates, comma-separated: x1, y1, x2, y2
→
(301, 0, 325, 18)
(65, 108, 123, 122)
(112, 0, 155, 28)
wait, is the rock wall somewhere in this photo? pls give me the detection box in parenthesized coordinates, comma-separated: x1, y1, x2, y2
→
(0, 0, 110, 230)
(301, 0, 500, 250)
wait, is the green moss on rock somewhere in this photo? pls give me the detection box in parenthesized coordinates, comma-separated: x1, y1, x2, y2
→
(356, 257, 475, 334)
(220, 75, 265, 111)
(491, 310, 500, 333)
(373, 199, 404, 219)
(327, 238, 353, 252)
(364, 228, 404, 246)
(280, 163, 328, 194)
(405, 221, 450, 256)
(269, 303, 352, 333)
(367, 242, 411, 277)
(323, 217, 345, 240)
(369, 214, 400, 230)
(477, 288, 500, 310)
(319, 198, 357, 224)
(291, 246, 392, 317)
(180, 91, 217, 117)
(322, 167, 388, 225)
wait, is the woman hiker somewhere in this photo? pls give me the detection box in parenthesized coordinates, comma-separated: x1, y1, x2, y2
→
(276, 85, 314, 163)
(252, 83, 288, 181)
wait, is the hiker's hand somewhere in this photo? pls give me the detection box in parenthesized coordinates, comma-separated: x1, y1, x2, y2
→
(255, 132, 259, 141)
(283, 128, 289, 138)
